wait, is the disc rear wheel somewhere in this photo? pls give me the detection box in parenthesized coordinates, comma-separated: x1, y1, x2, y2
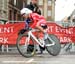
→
(45, 34, 61, 56)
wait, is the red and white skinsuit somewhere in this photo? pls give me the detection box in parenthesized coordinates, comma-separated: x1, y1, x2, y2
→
(29, 13, 47, 28)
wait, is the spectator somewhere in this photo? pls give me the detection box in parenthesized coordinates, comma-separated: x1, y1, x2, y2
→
(26, 0, 45, 54)
(26, 0, 41, 15)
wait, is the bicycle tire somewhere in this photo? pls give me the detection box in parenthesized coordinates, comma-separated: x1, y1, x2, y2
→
(16, 33, 36, 58)
(45, 34, 61, 56)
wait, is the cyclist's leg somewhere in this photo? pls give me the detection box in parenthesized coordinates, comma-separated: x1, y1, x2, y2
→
(41, 25, 48, 40)
(30, 20, 47, 54)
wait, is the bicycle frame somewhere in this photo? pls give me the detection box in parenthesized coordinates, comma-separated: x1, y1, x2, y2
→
(25, 29, 55, 47)
(26, 29, 45, 47)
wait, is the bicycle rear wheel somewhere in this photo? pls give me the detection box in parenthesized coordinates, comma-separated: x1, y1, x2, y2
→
(16, 34, 36, 58)
(45, 34, 61, 56)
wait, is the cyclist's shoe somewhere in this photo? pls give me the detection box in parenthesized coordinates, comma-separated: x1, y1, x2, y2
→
(39, 45, 45, 54)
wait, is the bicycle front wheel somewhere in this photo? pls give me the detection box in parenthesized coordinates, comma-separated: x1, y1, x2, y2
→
(45, 34, 61, 56)
(16, 34, 36, 58)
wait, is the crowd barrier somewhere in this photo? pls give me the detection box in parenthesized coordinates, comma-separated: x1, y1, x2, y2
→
(0, 22, 75, 46)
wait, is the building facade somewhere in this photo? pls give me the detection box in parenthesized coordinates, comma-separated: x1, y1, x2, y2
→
(0, 0, 27, 23)
(0, 0, 8, 21)
(8, 0, 27, 21)
(0, 0, 55, 23)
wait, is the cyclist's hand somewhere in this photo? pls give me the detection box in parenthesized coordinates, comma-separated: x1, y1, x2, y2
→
(18, 29, 27, 35)
(28, 27, 32, 30)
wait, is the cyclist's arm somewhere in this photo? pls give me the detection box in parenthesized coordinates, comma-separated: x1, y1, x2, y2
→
(30, 13, 38, 28)
(25, 19, 29, 29)
(30, 20, 37, 28)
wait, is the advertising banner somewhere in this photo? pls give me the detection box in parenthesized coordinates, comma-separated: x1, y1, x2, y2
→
(0, 22, 75, 45)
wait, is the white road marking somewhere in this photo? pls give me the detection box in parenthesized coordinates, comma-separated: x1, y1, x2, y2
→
(2, 58, 34, 63)
(2, 61, 26, 63)
(26, 58, 34, 63)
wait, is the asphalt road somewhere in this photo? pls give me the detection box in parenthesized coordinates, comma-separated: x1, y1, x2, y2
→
(0, 49, 75, 64)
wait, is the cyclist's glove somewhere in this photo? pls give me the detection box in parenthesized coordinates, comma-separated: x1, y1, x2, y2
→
(18, 29, 27, 35)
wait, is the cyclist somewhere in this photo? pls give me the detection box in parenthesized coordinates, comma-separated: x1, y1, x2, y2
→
(20, 8, 47, 53)
(20, 8, 47, 35)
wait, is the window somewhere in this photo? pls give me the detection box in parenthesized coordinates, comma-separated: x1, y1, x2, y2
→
(48, 0, 52, 6)
(14, 0, 17, 5)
